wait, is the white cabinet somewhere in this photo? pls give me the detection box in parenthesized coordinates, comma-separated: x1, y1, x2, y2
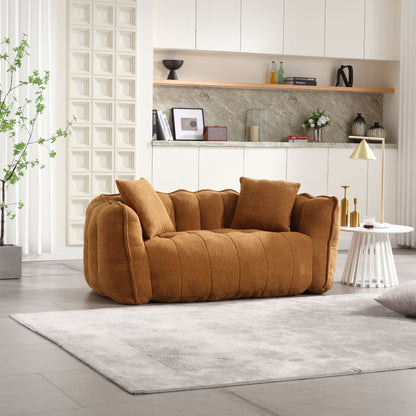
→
(152, 146, 199, 192)
(196, 0, 241, 52)
(153, 0, 196, 49)
(367, 148, 397, 223)
(327, 148, 367, 216)
(243, 148, 287, 180)
(325, 0, 365, 59)
(365, 0, 401, 60)
(283, 0, 325, 57)
(199, 147, 244, 190)
(286, 148, 328, 196)
(241, 0, 284, 54)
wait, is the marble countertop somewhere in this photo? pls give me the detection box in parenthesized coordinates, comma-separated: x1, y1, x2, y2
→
(152, 140, 398, 149)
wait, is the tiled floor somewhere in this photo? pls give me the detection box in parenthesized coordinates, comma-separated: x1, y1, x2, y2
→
(1, 249, 416, 416)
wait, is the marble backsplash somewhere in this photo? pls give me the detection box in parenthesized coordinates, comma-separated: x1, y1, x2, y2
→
(153, 85, 386, 143)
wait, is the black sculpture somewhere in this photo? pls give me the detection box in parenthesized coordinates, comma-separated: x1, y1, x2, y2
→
(335, 65, 354, 87)
(162, 60, 184, 80)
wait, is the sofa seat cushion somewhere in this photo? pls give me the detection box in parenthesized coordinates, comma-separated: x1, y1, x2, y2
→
(145, 229, 313, 303)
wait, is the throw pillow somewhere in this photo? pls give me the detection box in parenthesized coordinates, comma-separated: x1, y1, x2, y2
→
(231, 177, 300, 232)
(375, 281, 416, 317)
(116, 178, 174, 239)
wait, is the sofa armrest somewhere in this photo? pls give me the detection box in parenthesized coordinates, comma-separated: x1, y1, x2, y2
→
(291, 194, 340, 293)
(84, 195, 152, 304)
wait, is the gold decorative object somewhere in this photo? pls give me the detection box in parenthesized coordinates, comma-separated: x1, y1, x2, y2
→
(350, 198, 360, 227)
(340, 185, 350, 226)
(349, 136, 385, 223)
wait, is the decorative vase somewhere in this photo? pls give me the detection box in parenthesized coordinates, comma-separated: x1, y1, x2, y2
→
(367, 122, 386, 138)
(311, 128, 322, 142)
(162, 59, 184, 80)
(245, 108, 265, 142)
(352, 113, 366, 136)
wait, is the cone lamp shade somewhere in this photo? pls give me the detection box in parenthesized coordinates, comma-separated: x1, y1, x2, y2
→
(350, 139, 376, 160)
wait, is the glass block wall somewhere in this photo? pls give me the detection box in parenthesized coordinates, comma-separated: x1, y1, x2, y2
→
(68, 0, 137, 245)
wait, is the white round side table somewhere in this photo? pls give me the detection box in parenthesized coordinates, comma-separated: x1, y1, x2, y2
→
(340, 224, 414, 288)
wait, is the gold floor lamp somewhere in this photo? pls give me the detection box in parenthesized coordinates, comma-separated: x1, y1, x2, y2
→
(349, 136, 386, 225)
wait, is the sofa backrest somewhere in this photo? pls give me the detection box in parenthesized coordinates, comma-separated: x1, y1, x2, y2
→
(97, 189, 305, 233)
(157, 189, 239, 231)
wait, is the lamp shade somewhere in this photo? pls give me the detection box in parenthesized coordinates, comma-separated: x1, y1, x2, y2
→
(350, 139, 376, 160)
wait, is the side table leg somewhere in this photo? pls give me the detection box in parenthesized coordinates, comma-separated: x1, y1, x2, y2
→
(341, 232, 399, 288)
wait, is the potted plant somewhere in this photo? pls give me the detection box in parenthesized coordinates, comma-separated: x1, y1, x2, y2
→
(303, 108, 331, 142)
(0, 35, 73, 279)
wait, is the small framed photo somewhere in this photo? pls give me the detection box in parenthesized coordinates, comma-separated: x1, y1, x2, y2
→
(171, 108, 205, 141)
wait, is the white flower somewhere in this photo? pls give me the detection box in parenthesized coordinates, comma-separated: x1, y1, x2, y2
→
(317, 115, 327, 126)
(308, 119, 314, 124)
(310, 123, 315, 128)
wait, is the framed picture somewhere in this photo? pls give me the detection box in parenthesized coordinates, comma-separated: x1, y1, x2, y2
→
(171, 108, 205, 141)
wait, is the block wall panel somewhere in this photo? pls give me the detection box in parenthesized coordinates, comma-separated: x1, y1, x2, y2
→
(68, 0, 137, 245)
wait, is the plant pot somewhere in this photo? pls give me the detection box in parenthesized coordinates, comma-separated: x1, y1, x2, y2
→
(0, 245, 22, 279)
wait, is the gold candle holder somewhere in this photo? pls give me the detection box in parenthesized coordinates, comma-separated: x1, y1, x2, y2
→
(340, 186, 350, 226)
(350, 198, 360, 227)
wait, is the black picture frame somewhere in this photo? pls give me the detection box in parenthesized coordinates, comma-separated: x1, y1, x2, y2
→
(171, 107, 205, 141)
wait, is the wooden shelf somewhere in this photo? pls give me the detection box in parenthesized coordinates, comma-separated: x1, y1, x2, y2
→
(153, 79, 394, 94)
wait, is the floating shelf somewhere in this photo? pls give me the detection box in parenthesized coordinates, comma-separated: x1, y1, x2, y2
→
(153, 79, 394, 94)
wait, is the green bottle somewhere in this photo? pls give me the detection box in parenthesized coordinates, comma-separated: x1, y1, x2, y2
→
(278, 61, 284, 84)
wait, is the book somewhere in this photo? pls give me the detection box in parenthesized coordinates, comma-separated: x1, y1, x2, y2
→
(284, 80, 317, 86)
(288, 136, 308, 142)
(156, 110, 174, 141)
(152, 109, 158, 140)
(284, 77, 316, 82)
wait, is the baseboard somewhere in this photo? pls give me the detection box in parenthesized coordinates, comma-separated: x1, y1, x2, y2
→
(23, 246, 83, 262)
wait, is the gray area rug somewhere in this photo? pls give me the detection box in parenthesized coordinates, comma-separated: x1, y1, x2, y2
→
(11, 294, 416, 394)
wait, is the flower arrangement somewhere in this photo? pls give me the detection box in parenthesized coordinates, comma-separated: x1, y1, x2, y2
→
(303, 108, 331, 130)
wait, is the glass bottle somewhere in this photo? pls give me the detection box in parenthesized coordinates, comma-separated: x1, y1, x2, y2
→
(270, 61, 277, 84)
(278, 61, 285, 84)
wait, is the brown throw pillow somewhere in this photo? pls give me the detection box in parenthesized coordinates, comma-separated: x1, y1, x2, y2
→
(116, 178, 174, 239)
(231, 177, 300, 232)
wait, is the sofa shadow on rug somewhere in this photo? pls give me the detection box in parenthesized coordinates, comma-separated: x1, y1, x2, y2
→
(83, 177, 340, 304)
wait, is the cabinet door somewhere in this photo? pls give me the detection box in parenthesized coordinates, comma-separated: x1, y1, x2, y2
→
(152, 146, 199, 192)
(199, 147, 244, 191)
(325, 0, 365, 59)
(244, 148, 287, 180)
(327, 148, 368, 215)
(153, 0, 196, 49)
(196, 0, 241, 52)
(365, 0, 401, 60)
(284, 0, 325, 57)
(241, 0, 283, 54)
(287, 148, 328, 196)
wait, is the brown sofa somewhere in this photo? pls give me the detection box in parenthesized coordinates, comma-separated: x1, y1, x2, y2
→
(83, 185, 340, 305)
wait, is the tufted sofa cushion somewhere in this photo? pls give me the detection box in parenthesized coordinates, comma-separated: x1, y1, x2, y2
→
(145, 229, 313, 302)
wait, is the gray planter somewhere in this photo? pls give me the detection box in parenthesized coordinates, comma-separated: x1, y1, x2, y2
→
(0, 245, 22, 279)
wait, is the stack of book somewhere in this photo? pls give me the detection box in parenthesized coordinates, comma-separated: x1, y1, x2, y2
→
(284, 77, 317, 86)
(153, 109, 174, 141)
(288, 136, 308, 143)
